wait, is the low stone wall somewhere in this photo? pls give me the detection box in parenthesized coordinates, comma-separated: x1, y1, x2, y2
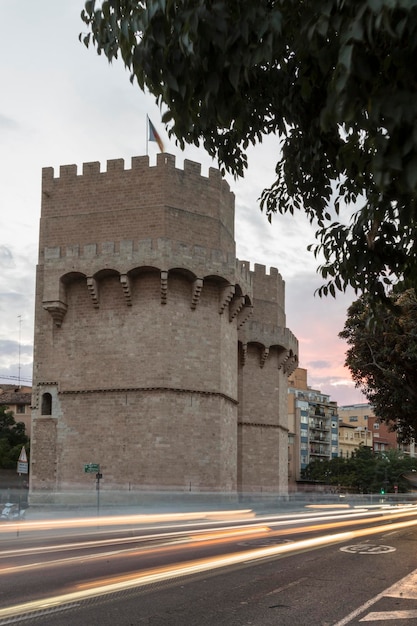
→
(0, 470, 29, 507)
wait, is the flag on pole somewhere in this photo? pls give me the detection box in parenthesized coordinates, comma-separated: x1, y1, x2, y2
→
(148, 118, 165, 152)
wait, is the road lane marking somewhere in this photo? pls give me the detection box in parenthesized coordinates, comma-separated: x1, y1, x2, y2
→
(334, 568, 417, 625)
(360, 609, 417, 621)
(384, 568, 417, 600)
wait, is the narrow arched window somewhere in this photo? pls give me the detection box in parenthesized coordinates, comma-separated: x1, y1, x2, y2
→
(41, 392, 52, 415)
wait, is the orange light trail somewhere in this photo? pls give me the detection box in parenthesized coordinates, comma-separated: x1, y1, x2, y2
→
(0, 508, 255, 535)
(1, 514, 417, 622)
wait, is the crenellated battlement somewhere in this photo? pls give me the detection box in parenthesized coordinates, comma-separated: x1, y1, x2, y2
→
(42, 153, 229, 195)
(236, 260, 283, 287)
(41, 238, 238, 293)
(40, 153, 236, 269)
(234, 261, 286, 327)
(239, 320, 298, 353)
(251, 263, 284, 292)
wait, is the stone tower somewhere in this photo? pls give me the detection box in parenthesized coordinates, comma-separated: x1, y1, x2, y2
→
(30, 154, 298, 504)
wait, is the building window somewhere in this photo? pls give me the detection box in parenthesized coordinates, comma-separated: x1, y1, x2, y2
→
(16, 405, 26, 414)
(41, 393, 52, 416)
(373, 423, 379, 429)
(349, 416, 358, 422)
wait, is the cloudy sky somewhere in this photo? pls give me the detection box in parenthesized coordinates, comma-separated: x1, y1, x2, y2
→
(0, 1, 366, 406)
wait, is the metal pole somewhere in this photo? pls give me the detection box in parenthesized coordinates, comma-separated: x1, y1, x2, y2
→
(96, 473, 101, 518)
(18, 315, 22, 388)
(146, 114, 149, 156)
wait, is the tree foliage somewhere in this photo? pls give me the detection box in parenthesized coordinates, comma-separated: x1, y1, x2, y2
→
(302, 446, 417, 493)
(81, 0, 417, 299)
(0, 406, 29, 469)
(340, 287, 417, 441)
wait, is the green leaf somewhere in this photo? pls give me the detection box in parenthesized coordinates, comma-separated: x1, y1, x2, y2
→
(80, 0, 417, 305)
(339, 44, 353, 71)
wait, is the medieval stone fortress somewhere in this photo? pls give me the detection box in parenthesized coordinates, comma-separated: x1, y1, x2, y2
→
(30, 153, 298, 504)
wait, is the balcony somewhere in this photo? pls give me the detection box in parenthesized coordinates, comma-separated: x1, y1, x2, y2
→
(310, 434, 330, 443)
(310, 421, 330, 431)
(310, 445, 330, 456)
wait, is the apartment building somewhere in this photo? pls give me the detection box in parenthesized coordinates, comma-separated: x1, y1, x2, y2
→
(338, 421, 372, 458)
(0, 385, 32, 436)
(339, 403, 415, 457)
(288, 368, 338, 490)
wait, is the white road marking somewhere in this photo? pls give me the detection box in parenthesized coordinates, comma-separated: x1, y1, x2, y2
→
(360, 609, 417, 621)
(334, 568, 417, 625)
(340, 544, 396, 554)
(384, 572, 417, 600)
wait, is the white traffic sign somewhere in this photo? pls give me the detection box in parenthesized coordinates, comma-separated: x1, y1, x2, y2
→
(17, 461, 28, 474)
(18, 446, 27, 462)
(17, 447, 28, 474)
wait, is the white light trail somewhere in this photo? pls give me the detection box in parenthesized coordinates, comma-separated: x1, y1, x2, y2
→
(1, 512, 417, 621)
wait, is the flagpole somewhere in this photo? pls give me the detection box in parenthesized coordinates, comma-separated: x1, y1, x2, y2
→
(146, 114, 149, 156)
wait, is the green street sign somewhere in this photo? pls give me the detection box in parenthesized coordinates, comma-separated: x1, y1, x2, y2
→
(84, 463, 100, 473)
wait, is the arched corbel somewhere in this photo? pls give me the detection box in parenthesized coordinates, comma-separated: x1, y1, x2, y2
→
(260, 347, 270, 368)
(237, 304, 253, 329)
(285, 355, 299, 376)
(161, 271, 168, 304)
(120, 274, 132, 306)
(191, 278, 203, 310)
(219, 284, 235, 314)
(241, 343, 248, 367)
(229, 295, 245, 322)
(86, 277, 99, 308)
(42, 301, 68, 327)
(277, 349, 290, 370)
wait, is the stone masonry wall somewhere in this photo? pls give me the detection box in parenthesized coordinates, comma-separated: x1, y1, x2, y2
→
(30, 154, 298, 502)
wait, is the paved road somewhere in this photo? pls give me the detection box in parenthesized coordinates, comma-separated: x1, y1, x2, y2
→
(1, 504, 416, 625)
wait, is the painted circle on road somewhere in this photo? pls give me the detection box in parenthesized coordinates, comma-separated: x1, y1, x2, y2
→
(340, 543, 396, 554)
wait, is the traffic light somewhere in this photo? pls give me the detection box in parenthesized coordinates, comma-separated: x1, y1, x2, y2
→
(380, 487, 385, 495)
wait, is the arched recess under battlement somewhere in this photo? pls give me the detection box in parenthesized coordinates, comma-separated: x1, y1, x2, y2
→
(238, 341, 298, 373)
(229, 284, 253, 327)
(122, 265, 161, 306)
(168, 268, 203, 310)
(282, 349, 299, 376)
(239, 341, 269, 368)
(272, 346, 299, 375)
(92, 268, 120, 280)
(42, 271, 87, 328)
(86, 268, 121, 308)
(44, 264, 256, 327)
(236, 293, 253, 328)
